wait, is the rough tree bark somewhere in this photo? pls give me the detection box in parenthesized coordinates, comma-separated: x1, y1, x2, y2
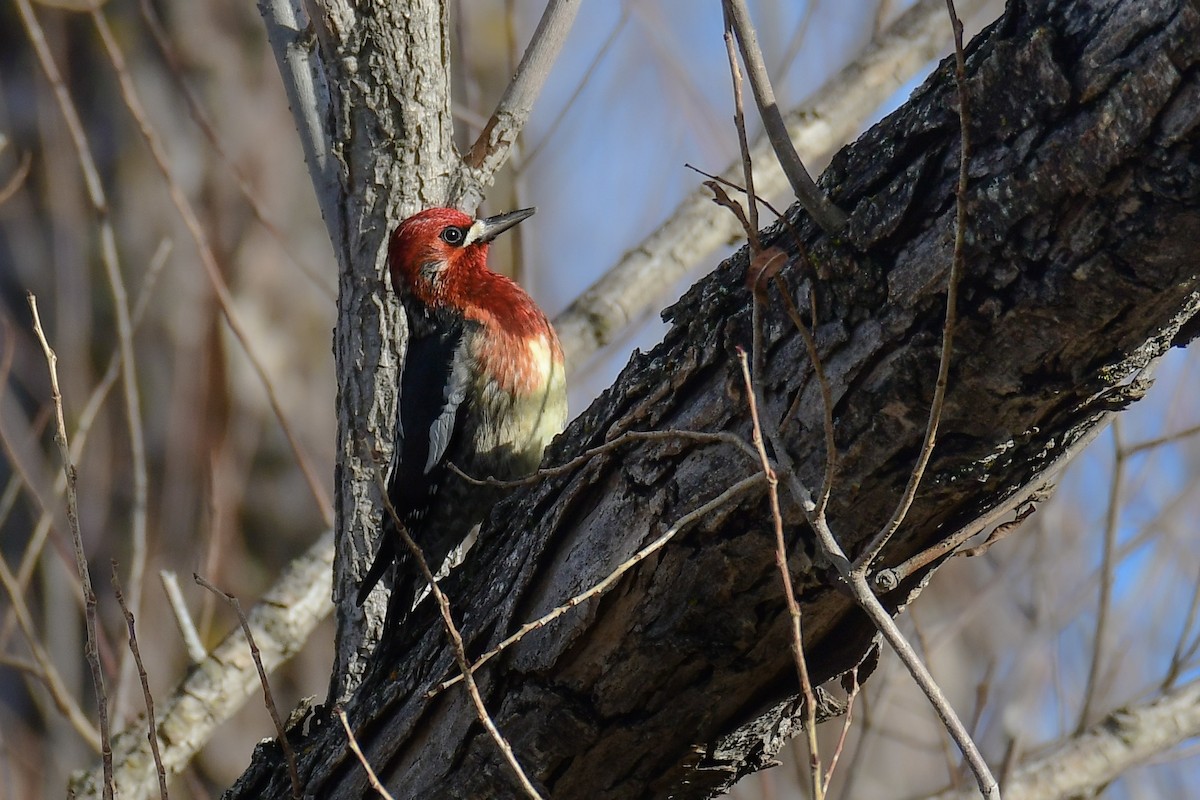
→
(230, 0, 1200, 797)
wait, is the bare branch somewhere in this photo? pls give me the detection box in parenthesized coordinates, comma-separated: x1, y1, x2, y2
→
(926, 677, 1200, 800)
(88, 6, 333, 528)
(12, 0, 149, 724)
(256, 0, 340, 244)
(855, 0, 971, 572)
(738, 350, 823, 800)
(70, 532, 334, 800)
(195, 574, 302, 800)
(722, 0, 847, 235)
(140, 0, 335, 297)
(112, 564, 169, 800)
(554, 0, 990, 371)
(458, 0, 584, 206)
(334, 707, 396, 800)
(26, 293, 114, 799)
(159, 571, 206, 666)
(0, 548, 100, 750)
(1077, 422, 1124, 733)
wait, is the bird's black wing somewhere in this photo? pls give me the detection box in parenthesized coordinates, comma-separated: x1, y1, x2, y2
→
(356, 324, 469, 606)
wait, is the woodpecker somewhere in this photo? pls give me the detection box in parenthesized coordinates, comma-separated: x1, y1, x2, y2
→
(356, 206, 567, 620)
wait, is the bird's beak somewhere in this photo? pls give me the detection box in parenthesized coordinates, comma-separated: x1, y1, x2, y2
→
(474, 207, 536, 244)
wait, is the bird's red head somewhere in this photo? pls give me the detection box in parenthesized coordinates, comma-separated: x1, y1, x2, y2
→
(387, 207, 535, 310)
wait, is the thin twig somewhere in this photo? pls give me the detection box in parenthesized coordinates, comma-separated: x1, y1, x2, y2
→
(0, 239, 169, 658)
(89, 6, 334, 528)
(71, 531, 335, 798)
(523, 4, 631, 167)
(429, 472, 765, 697)
(854, 0, 971, 572)
(734, 290, 1000, 797)
(722, 6, 760, 247)
(369, 469, 544, 800)
(447, 428, 758, 488)
(137, 0, 334, 298)
(159, 570, 207, 665)
(0, 149, 32, 206)
(461, 0, 583, 196)
(689, 169, 841, 519)
(194, 574, 301, 800)
(0, 550, 100, 750)
(954, 503, 1038, 559)
(97, 154, 150, 727)
(334, 707, 396, 800)
(13, 0, 149, 723)
(1077, 420, 1123, 734)
(112, 563, 169, 800)
(737, 349, 822, 800)
(1164, 566, 1200, 688)
(553, 0, 982, 371)
(911, 610, 962, 788)
(1122, 422, 1200, 457)
(721, 0, 847, 235)
(26, 293, 113, 797)
(877, 490, 1048, 590)
(823, 667, 859, 794)
(773, 275, 837, 517)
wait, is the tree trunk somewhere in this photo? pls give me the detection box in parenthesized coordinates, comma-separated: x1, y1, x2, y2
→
(229, 0, 1200, 797)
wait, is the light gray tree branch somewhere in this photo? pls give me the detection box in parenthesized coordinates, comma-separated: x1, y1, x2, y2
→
(257, 0, 339, 244)
(456, 0, 584, 209)
(723, 0, 847, 234)
(927, 677, 1200, 800)
(69, 532, 335, 800)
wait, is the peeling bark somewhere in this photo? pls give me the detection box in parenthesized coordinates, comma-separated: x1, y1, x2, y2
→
(228, 0, 1200, 797)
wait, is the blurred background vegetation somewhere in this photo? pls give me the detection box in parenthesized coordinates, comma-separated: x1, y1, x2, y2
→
(1, 0, 1198, 797)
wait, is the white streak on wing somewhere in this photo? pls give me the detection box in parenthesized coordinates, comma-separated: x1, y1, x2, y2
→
(426, 343, 471, 473)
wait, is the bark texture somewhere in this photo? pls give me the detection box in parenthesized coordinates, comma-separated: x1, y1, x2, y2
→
(229, 0, 1200, 797)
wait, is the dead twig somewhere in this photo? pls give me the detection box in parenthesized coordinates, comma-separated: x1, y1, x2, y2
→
(368, 466, 544, 800)
(738, 348, 823, 800)
(26, 292, 113, 797)
(112, 563, 169, 800)
(1077, 420, 1123, 734)
(721, 0, 847, 235)
(875, 491, 1048, 590)
(822, 667, 860, 795)
(136, 0, 334, 298)
(88, 6, 334, 528)
(194, 574, 301, 800)
(446, 427, 758, 488)
(0, 550, 100, 750)
(334, 706, 396, 800)
(854, 0, 971, 573)
(428, 472, 765, 698)
(159, 570, 206, 665)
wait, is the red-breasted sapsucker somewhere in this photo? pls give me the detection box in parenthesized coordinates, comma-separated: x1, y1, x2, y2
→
(356, 207, 567, 620)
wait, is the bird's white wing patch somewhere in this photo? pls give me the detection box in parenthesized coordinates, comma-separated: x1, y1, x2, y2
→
(425, 341, 472, 474)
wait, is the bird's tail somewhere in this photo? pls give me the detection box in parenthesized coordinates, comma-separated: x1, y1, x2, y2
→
(356, 530, 397, 606)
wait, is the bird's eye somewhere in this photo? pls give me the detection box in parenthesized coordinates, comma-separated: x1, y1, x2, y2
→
(440, 226, 466, 246)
